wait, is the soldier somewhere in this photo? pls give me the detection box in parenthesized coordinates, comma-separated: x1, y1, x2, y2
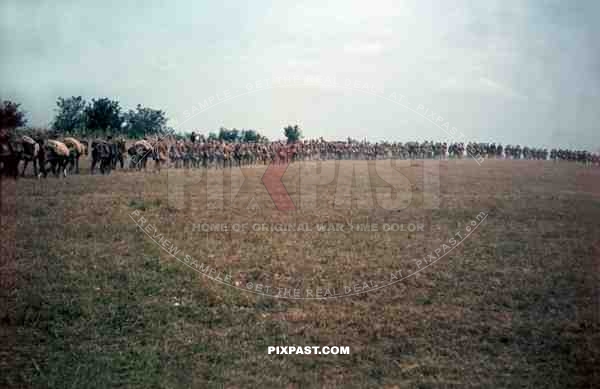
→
(115, 137, 126, 169)
(0, 128, 21, 178)
(106, 135, 118, 169)
(153, 137, 168, 173)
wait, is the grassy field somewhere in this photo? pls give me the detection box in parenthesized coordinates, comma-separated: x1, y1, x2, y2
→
(1, 158, 599, 388)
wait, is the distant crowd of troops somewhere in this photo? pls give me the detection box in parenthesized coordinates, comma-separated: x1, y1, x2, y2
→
(0, 132, 598, 178)
(165, 139, 599, 168)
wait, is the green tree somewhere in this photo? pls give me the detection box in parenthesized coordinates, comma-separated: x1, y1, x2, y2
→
(283, 124, 301, 144)
(122, 104, 167, 138)
(208, 132, 218, 141)
(241, 129, 259, 142)
(52, 96, 87, 135)
(0, 100, 27, 132)
(84, 98, 122, 136)
(218, 127, 240, 142)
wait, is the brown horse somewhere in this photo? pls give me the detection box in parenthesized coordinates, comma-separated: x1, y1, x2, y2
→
(90, 140, 113, 175)
(40, 140, 70, 178)
(129, 140, 152, 171)
(0, 131, 22, 178)
(63, 137, 84, 174)
(20, 135, 40, 177)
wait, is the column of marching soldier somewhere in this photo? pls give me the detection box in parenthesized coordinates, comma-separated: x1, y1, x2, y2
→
(0, 131, 598, 178)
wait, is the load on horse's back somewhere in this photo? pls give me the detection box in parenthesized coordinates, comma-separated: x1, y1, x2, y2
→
(47, 139, 70, 157)
(63, 137, 84, 174)
(63, 137, 84, 154)
(128, 139, 153, 170)
(41, 139, 70, 177)
(20, 135, 40, 176)
(135, 139, 153, 151)
(22, 135, 37, 146)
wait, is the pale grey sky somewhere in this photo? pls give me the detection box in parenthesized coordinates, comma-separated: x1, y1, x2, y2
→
(1, 0, 599, 149)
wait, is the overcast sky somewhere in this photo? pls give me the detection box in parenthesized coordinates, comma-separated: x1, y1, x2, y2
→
(1, 0, 598, 149)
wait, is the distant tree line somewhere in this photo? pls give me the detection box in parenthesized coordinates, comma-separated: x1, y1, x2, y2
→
(51, 96, 168, 139)
(213, 127, 269, 143)
(1, 97, 301, 143)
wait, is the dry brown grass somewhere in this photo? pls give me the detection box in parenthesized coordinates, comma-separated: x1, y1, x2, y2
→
(1, 158, 600, 388)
